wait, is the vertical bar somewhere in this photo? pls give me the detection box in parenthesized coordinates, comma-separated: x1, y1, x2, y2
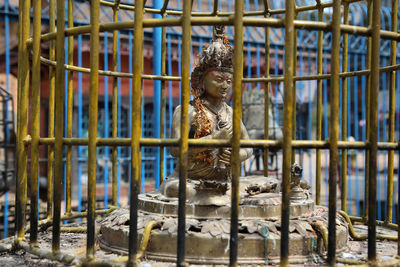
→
(16, 0, 30, 243)
(87, 0, 100, 259)
(112, 1, 120, 206)
(66, 0, 74, 214)
(160, 14, 167, 185)
(230, 0, 244, 266)
(167, 33, 173, 175)
(280, 0, 295, 265)
(291, 8, 297, 164)
(153, 0, 162, 189)
(263, 25, 270, 177)
(4, 0, 11, 238)
(399, 137, 400, 255)
(315, 1, 323, 206)
(386, 0, 398, 224)
(177, 0, 191, 265)
(364, 0, 373, 220)
(47, 0, 56, 219)
(30, 0, 41, 245)
(104, 33, 109, 209)
(341, 2, 350, 212)
(128, 0, 144, 264)
(53, 0, 65, 252)
(368, 0, 381, 261)
(327, 0, 341, 265)
(77, 35, 83, 216)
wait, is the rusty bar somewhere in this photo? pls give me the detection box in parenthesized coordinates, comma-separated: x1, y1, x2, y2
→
(327, 0, 341, 265)
(111, 0, 120, 207)
(315, 1, 323, 206)
(86, 0, 100, 259)
(386, 0, 398, 224)
(230, 0, 244, 266)
(66, 0, 74, 215)
(177, 0, 191, 265)
(280, 0, 295, 265)
(47, 0, 55, 219)
(128, 0, 144, 264)
(52, 0, 65, 252)
(340, 2, 349, 213)
(368, 0, 381, 261)
(29, 0, 41, 245)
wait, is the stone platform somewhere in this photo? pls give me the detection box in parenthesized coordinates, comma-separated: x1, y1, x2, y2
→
(98, 175, 349, 265)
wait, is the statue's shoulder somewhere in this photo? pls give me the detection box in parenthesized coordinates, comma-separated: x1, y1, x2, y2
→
(172, 103, 196, 117)
(223, 102, 233, 113)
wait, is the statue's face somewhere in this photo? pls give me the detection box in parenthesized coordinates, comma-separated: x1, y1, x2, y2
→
(203, 70, 232, 100)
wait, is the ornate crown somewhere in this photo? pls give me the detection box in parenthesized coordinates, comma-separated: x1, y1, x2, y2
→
(191, 26, 234, 93)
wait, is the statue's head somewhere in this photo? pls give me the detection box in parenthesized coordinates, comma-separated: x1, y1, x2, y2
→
(191, 26, 234, 98)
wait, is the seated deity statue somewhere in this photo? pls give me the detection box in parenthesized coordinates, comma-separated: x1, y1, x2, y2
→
(159, 26, 252, 204)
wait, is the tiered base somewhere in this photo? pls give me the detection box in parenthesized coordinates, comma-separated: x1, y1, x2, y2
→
(98, 179, 349, 265)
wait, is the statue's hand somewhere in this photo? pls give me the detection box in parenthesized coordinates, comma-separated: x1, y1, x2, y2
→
(218, 148, 231, 165)
(212, 125, 233, 139)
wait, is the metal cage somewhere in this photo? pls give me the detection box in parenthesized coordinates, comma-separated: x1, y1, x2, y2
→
(6, 0, 400, 266)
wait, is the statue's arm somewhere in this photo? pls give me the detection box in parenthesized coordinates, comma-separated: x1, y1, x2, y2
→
(170, 105, 211, 157)
(239, 120, 253, 162)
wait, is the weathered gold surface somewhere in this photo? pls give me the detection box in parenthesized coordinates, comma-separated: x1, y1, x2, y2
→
(98, 206, 348, 265)
(141, 176, 313, 219)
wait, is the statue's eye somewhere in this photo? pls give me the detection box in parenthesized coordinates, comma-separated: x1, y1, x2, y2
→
(215, 78, 224, 82)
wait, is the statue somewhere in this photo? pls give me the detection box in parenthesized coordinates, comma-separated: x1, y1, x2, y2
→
(159, 26, 252, 205)
(98, 26, 349, 264)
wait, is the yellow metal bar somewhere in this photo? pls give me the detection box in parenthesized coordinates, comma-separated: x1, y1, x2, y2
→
(16, 0, 30, 243)
(230, 0, 244, 266)
(368, 0, 381, 261)
(291, 8, 297, 164)
(280, 0, 295, 265)
(111, 1, 120, 206)
(340, 2, 349, 213)
(47, 0, 56, 219)
(386, 0, 398, 225)
(87, 0, 100, 259)
(160, 0, 170, 14)
(315, 1, 323, 206)
(327, 0, 341, 264)
(263, 25, 270, 177)
(32, 136, 400, 151)
(53, 0, 66, 253)
(29, 16, 400, 45)
(212, 0, 219, 15)
(364, 0, 372, 221)
(29, 0, 41, 245)
(159, 15, 167, 184)
(39, 52, 400, 82)
(128, 0, 144, 264)
(177, 0, 191, 265)
(66, 0, 74, 215)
